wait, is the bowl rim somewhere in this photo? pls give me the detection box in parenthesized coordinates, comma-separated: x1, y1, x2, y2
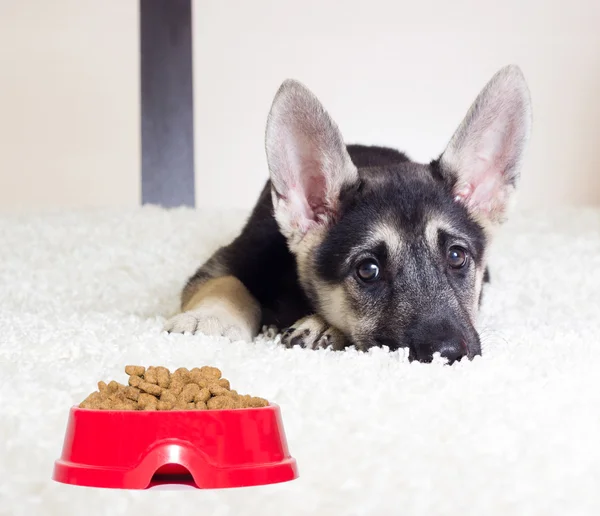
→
(70, 402, 278, 414)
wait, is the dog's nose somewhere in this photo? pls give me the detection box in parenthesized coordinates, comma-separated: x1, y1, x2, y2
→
(407, 318, 471, 364)
(434, 339, 467, 365)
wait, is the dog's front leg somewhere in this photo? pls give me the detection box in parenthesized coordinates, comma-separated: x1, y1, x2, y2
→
(164, 276, 261, 342)
(280, 315, 348, 351)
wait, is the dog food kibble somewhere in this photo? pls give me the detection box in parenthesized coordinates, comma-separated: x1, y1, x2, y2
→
(124, 386, 140, 401)
(156, 367, 171, 388)
(209, 384, 234, 397)
(78, 365, 270, 411)
(144, 367, 158, 384)
(160, 390, 177, 405)
(125, 365, 145, 376)
(128, 375, 142, 388)
(139, 381, 162, 397)
(218, 378, 231, 390)
(194, 387, 211, 404)
(207, 396, 237, 410)
(157, 400, 173, 411)
(200, 366, 221, 379)
(107, 381, 121, 393)
(180, 383, 200, 403)
(138, 393, 158, 411)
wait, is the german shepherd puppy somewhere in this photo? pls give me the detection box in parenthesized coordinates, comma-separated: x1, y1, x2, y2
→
(165, 65, 532, 363)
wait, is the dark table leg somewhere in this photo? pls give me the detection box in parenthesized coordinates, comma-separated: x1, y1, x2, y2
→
(140, 0, 195, 208)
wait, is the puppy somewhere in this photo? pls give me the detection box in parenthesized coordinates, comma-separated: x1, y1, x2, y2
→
(165, 65, 532, 363)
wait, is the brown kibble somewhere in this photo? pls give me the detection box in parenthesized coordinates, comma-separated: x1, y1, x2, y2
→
(108, 389, 126, 403)
(81, 365, 269, 411)
(138, 393, 158, 410)
(180, 383, 200, 403)
(128, 375, 142, 387)
(123, 399, 138, 410)
(173, 367, 190, 382)
(138, 381, 162, 397)
(236, 394, 251, 407)
(125, 365, 145, 376)
(144, 367, 158, 385)
(98, 399, 115, 410)
(138, 393, 155, 404)
(198, 377, 212, 388)
(160, 390, 177, 404)
(218, 378, 230, 390)
(209, 384, 232, 397)
(111, 400, 133, 411)
(109, 399, 137, 410)
(194, 387, 211, 403)
(189, 370, 211, 387)
(207, 396, 237, 410)
(124, 386, 140, 401)
(157, 400, 174, 410)
(174, 399, 189, 410)
(200, 366, 221, 379)
(80, 392, 103, 409)
(246, 397, 269, 408)
(107, 380, 121, 394)
(156, 367, 170, 388)
(168, 380, 184, 395)
(167, 384, 184, 396)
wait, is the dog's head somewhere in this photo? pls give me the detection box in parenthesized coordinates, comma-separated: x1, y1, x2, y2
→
(265, 66, 532, 363)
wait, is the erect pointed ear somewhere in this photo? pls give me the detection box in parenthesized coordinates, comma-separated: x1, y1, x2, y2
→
(439, 65, 533, 227)
(265, 79, 358, 244)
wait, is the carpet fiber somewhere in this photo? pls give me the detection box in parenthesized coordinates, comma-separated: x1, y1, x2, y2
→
(1, 205, 599, 516)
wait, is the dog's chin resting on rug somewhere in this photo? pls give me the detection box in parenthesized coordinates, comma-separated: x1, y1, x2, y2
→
(1, 204, 599, 515)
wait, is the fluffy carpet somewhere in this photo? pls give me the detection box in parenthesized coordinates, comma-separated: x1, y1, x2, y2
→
(1, 204, 599, 516)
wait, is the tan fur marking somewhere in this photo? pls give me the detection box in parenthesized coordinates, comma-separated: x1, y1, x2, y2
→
(183, 276, 260, 321)
(359, 222, 404, 260)
(424, 216, 464, 249)
(372, 222, 403, 255)
(317, 284, 354, 335)
(294, 227, 328, 293)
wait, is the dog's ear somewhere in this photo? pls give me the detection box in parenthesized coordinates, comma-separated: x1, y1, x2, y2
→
(439, 65, 532, 227)
(265, 80, 358, 242)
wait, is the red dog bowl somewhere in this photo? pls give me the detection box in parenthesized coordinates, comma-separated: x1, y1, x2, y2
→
(52, 404, 298, 490)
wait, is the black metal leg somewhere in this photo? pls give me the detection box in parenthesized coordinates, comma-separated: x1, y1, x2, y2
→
(140, 0, 195, 207)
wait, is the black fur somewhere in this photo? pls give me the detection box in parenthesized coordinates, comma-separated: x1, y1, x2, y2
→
(184, 181, 310, 328)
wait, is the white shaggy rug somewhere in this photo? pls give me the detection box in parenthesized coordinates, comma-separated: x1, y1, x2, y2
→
(1, 204, 600, 516)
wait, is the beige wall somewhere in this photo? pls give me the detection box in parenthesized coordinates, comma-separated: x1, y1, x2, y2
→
(194, 0, 600, 211)
(1, 1, 599, 213)
(0, 0, 140, 212)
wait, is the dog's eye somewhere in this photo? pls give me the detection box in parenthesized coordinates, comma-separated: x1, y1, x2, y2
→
(447, 246, 468, 269)
(356, 259, 380, 282)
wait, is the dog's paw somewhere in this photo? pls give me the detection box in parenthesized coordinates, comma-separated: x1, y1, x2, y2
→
(280, 315, 347, 350)
(163, 308, 253, 342)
